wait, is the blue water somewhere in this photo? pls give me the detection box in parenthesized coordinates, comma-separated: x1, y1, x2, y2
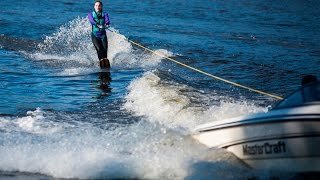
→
(0, 0, 319, 179)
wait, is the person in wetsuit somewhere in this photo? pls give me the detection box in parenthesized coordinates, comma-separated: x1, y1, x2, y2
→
(88, 0, 110, 69)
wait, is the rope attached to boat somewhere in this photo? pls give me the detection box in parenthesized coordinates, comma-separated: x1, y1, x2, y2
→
(107, 28, 284, 100)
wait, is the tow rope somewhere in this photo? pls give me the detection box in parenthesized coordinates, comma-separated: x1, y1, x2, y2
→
(107, 28, 283, 100)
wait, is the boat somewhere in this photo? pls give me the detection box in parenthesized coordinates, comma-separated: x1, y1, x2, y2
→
(192, 77, 320, 172)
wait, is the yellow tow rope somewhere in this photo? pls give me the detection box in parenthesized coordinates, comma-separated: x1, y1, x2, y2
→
(107, 28, 283, 100)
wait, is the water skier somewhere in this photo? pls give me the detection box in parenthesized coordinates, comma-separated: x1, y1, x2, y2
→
(88, 0, 110, 69)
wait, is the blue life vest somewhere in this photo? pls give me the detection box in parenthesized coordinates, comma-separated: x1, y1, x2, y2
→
(92, 11, 106, 38)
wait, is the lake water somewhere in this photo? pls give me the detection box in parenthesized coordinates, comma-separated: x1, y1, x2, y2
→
(0, 0, 319, 179)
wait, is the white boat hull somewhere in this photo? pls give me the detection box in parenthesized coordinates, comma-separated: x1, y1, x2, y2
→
(193, 104, 320, 172)
(228, 136, 320, 172)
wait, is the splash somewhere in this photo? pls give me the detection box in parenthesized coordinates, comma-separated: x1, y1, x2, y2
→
(33, 17, 95, 66)
(0, 108, 60, 134)
(0, 108, 249, 179)
(123, 72, 268, 134)
(29, 17, 170, 72)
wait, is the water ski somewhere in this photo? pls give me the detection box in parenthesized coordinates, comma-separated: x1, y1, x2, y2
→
(99, 58, 110, 69)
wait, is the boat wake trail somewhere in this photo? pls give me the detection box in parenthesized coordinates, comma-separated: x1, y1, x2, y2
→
(0, 34, 38, 52)
(0, 108, 248, 179)
(123, 71, 268, 134)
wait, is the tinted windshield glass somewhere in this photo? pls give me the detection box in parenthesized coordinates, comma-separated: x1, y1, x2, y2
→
(275, 81, 320, 109)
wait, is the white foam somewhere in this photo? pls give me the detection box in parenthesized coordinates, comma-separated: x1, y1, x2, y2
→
(29, 17, 169, 74)
(124, 72, 268, 134)
(107, 30, 173, 69)
(0, 108, 248, 179)
(30, 17, 98, 68)
(0, 108, 60, 135)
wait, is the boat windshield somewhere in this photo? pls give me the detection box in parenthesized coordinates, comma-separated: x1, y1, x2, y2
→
(275, 81, 320, 109)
